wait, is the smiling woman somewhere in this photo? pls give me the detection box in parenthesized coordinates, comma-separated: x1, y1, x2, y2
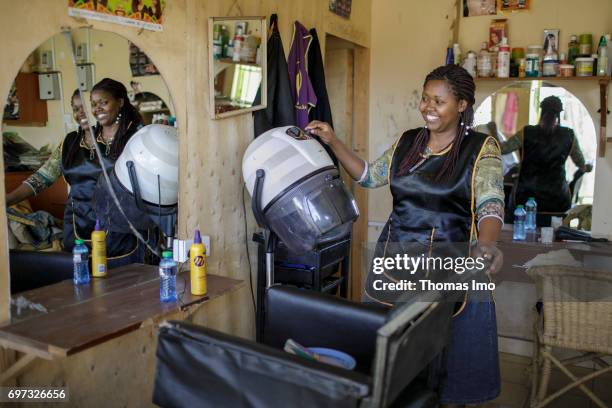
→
(3, 28, 175, 293)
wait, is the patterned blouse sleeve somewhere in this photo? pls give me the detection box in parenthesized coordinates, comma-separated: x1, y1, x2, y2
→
(474, 136, 505, 229)
(358, 136, 404, 189)
(23, 143, 63, 195)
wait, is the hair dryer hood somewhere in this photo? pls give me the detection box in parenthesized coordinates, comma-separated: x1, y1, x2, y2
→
(115, 124, 179, 206)
(243, 126, 359, 254)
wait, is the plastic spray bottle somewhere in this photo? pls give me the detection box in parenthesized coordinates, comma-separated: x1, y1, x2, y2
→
(190, 230, 207, 296)
(91, 219, 107, 278)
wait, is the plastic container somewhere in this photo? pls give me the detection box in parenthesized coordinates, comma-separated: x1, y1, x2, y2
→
(513, 205, 527, 241)
(559, 64, 574, 77)
(462, 51, 477, 77)
(579, 34, 593, 56)
(477, 46, 492, 77)
(525, 197, 537, 231)
(453, 43, 462, 65)
(190, 230, 207, 296)
(91, 219, 107, 278)
(445, 47, 454, 65)
(525, 54, 540, 77)
(159, 251, 177, 302)
(542, 60, 559, 77)
(73, 239, 91, 285)
(575, 57, 594, 76)
(597, 35, 608, 76)
(497, 38, 510, 78)
(568, 35, 579, 65)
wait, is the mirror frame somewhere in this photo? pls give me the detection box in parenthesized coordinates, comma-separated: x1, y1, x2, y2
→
(208, 16, 267, 120)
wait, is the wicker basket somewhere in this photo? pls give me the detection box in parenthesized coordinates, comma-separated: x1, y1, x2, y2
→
(527, 265, 612, 355)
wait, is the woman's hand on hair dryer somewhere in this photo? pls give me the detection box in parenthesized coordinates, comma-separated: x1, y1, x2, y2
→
(305, 121, 339, 148)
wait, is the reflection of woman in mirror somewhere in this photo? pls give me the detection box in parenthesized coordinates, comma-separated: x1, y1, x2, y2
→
(501, 96, 592, 219)
(308, 65, 504, 406)
(7, 79, 144, 262)
(6, 89, 90, 207)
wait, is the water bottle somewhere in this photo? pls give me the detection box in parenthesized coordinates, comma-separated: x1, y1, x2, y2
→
(525, 197, 537, 230)
(72, 239, 91, 285)
(159, 250, 177, 302)
(513, 205, 527, 241)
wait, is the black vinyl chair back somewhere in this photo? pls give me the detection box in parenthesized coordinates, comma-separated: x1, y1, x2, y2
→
(366, 300, 454, 407)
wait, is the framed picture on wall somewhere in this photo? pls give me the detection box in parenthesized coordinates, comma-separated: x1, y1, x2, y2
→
(463, 0, 496, 17)
(498, 0, 529, 12)
(329, 0, 352, 18)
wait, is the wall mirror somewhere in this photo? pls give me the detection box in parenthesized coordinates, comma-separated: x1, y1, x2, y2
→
(2, 27, 176, 308)
(208, 16, 267, 119)
(474, 81, 596, 229)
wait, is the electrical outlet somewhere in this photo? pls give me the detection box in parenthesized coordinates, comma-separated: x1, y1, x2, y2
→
(172, 236, 211, 262)
(172, 239, 191, 263)
(202, 235, 211, 257)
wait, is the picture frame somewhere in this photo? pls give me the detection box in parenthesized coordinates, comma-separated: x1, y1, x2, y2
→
(498, 0, 529, 12)
(463, 0, 496, 17)
(543, 29, 560, 55)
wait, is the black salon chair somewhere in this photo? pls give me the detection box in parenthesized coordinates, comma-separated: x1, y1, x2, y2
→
(9, 249, 74, 294)
(153, 286, 456, 407)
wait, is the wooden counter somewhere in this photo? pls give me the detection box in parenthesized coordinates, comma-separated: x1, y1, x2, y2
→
(495, 225, 612, 284)
(0, 264, 243, 360)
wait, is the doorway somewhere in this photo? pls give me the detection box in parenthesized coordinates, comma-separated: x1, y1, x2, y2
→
(324, 34, 369, 301)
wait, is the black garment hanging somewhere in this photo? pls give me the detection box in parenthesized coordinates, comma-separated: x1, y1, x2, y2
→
(253, 14, 295, 137)
(307, 28, 337, 165)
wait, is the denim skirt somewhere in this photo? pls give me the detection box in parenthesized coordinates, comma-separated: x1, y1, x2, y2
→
(439, 299, 501, 405)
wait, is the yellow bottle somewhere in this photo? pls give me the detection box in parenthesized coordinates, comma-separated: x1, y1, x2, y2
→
(91, 219, 107, 278)
(190, 230, 207, 295)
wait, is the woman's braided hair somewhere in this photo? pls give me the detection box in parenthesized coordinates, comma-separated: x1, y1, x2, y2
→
(539, 95, 563, 136)
(396, 65, 476, 181)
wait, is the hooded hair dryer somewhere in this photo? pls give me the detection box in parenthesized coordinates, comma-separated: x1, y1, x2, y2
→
(243, 126, 359, 254)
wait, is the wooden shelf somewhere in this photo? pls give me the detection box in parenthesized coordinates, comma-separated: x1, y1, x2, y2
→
(216, 57, 260, 67)
(475, 76, 610, 82)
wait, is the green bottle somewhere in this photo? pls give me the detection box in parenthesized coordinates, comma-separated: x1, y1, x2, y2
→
(567, 35, 579, 66)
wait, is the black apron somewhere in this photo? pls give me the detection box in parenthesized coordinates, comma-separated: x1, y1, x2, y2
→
(364, 129, 488, 305)
(60, 130, 138, 259)
(516, 125, 574, 213)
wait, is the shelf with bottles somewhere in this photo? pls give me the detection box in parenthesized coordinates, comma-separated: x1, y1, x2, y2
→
(474, 75, 610, 82)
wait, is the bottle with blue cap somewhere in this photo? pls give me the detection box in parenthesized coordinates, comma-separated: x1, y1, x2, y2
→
(525, 197, 537, 230)
(513, 205, 527, 241)
(73, 239, 90, 285)
(159, 250, 177, 302)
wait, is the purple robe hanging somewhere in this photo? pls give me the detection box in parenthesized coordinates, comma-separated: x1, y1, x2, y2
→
(288, 21, 317, 129)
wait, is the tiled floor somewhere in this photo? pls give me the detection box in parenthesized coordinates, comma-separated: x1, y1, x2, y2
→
(486, 352, 612, 408)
